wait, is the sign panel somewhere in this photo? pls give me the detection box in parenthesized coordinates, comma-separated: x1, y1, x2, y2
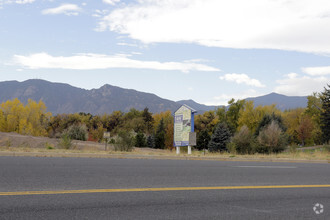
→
(103, 132, 110, 139)
(174, 105, 193, 146)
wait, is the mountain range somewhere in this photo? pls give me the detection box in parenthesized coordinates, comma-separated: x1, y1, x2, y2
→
(0, 79, 308, 115)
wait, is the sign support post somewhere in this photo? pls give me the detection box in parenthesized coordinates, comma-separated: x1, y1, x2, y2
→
(176, 147, 180, 154)
(103, 132, 110, 151)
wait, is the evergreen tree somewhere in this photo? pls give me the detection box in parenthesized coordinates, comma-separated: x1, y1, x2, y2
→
(154, 118, 166, 149)
(208, 122, 231, 152)
(142, 107, 154, 134)
(135, 132, 147, 148)
(196, 129, 210, 151)
(321, 84, 330, 143)
(255, 113, 286, 136)
(147, 135, 155, 148)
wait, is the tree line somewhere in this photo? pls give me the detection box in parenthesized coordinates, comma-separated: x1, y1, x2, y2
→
(0, 84, 329, 153)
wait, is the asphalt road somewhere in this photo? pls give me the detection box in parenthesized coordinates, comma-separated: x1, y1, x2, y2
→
(0, 156, 329, 219)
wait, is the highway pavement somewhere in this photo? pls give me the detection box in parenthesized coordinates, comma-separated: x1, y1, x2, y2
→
(0, 156, 329, 219)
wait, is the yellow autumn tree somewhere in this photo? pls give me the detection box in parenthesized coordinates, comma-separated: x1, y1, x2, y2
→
(0, 98, 24, 132)
(282, 108, 304, 143)
(238, 101, 280, 134)
(0, 109, 5, 131)
(194, 110, 219, 135)
(0, 98, 51, 136)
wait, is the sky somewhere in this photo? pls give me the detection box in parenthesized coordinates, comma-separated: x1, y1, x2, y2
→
(0, 0, 330, 105)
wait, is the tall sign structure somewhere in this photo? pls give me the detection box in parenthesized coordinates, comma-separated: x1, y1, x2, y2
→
(174, 105, 197, 154)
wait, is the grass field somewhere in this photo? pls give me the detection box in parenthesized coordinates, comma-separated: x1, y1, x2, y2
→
(0, 132, 329, 162)
(0, 145, 329, 162)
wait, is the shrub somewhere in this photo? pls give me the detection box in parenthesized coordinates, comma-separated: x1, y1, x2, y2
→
(45, 142, 54, 150)
(323, 145, 330, 152)
(231, 125, 253, 154)
(64, 124, 88, 141)
(288, 145, 298, 153)
(58, 134, 72, 149)
(226, 142, 236, 154)
(257, 121, 288, 153)
(115, 131, 134, 151)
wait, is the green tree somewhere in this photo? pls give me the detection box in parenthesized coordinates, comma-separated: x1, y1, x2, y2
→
(154, 118, 166, 149)
(103, 111, 123, 133)
(208, 122, 231, 152)
(305, 93, 323, 144)
(153, 111, 173, 149)
(135, 132, 147, 148)
(142, 107, 154, 134)
(320, 84, 330, 143)
(147, 135, 155, 148)
(226, 98, 245, 133)
(255, 113, 286, 136)
(196, 129, 211, 151)
(195, 110, 219, 134)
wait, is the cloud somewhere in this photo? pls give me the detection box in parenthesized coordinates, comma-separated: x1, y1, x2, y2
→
(0, 0, 34, 6)
(2, 0, 34, 4)
(13, 52, 220, 73)
(103, 0, 120, 5)
(207, 89, 260, 106)
(42, 4, 82, 16)
(274, 73, 328, 96)
(98, 0, 330, 54)
(220, 73, 265, 87)
(302, 66, 330, 76)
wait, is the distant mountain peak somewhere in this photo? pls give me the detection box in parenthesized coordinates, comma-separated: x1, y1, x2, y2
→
(246, 92, 307, 110)
(0, 80, 308, 114)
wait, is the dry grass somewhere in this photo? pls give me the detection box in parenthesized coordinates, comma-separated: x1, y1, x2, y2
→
(0, 145, 329, 161)
(0, 132, 329, 161)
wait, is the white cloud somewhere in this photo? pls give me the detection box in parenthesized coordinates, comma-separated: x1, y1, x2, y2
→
(98, 0, 330, 54)
(0, 0, 34, 6)
(274, 73, 328, 96)
(12, 0, 34, 3)
(103, 0, 120, 5)
(13, 52, 220, 73)
(220, 73, 265, 87)
(117, 42, 139, 47)
(207, 89, 260, 106)
(3, 0, 34, 4)
(42, 4, 82, 16)
(302, 66, 330, 76)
